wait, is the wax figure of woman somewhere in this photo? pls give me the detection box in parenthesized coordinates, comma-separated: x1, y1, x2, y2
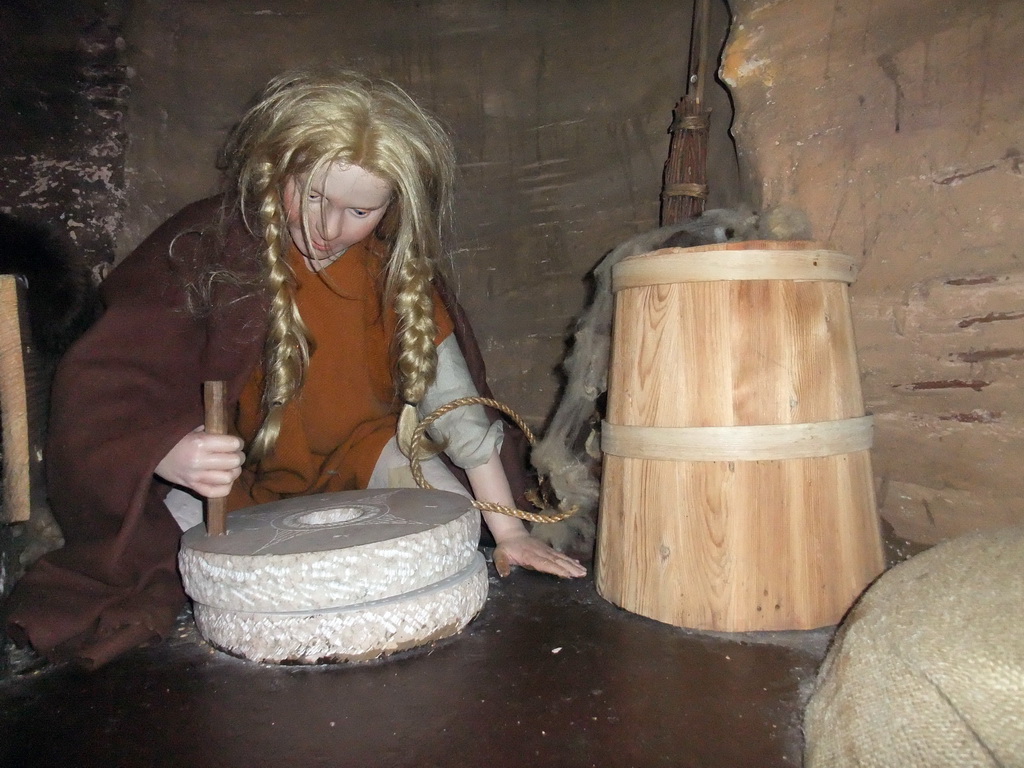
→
(5, 67, 584, 668)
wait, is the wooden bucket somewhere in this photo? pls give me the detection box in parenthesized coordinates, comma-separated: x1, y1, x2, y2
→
(595, 240, 884, 632)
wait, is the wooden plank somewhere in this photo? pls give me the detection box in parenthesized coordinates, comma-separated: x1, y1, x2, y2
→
(0, 276, 32, 523)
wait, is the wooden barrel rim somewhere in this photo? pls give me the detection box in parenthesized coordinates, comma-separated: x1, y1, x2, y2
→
(600, 415, 874, 461)
(612, 247, 859, 292)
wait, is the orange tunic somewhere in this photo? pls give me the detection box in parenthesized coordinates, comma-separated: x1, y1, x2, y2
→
(227, 239, 454, 510)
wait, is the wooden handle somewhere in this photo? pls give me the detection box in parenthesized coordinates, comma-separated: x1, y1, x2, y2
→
(0, 277, 30, 523)
(203, 380, 228, 536)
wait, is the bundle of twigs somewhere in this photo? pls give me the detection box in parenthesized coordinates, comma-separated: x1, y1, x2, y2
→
(660, 0, 713, 226)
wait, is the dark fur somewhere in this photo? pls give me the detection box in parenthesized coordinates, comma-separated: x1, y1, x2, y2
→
(0, 213, 102, 356)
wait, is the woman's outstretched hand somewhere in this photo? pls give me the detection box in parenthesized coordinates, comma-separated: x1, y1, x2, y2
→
(493, 532, 587, 579)
(465, 449, 587, 579)
(155, 426, 245, 498)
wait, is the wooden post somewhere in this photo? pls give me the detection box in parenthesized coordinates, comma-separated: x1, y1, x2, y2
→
(203, 380, 228, 536)
(0, 275, 47, 524)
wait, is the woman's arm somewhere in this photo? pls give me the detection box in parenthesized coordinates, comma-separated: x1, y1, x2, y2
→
(422, 331, 584, 578)
(466, 449, 586, 579)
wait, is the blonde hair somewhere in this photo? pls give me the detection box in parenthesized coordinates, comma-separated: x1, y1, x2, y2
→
(222, 66, 456, 462)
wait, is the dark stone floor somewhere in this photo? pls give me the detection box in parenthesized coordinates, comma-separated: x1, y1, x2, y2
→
(1, 563, 831, 768)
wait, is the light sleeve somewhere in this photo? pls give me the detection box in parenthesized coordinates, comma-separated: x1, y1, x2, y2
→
(418, 335, 503, 469)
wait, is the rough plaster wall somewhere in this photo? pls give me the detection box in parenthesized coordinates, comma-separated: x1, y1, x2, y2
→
(723, 0, 1024, 543)
(119, 0, 739, 425)
(0, 0, 127, 266)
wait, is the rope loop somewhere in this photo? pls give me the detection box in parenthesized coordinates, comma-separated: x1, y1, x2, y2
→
(669, 112, 710, 132)
(410, 396, 578, 524)
(663, 182, 709, 199)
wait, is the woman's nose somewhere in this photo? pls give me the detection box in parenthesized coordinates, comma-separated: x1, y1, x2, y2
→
(317, 208, 344, 242)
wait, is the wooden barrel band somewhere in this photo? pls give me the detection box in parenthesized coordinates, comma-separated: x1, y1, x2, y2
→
(612, 248, 859, 292)
(600, 415, 874, 461)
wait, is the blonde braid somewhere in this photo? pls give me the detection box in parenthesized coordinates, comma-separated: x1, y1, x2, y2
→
(246, 198, 312, 464)
(395, 259, 437, 402)
(392, 238, 443, 456)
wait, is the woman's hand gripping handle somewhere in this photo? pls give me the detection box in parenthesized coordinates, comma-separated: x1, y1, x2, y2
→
(154, 381, 244, 534)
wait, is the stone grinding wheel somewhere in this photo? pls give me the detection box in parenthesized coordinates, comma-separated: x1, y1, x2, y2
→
(178, 488, 488, 664)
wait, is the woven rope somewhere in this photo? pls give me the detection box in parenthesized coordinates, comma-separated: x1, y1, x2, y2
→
(410, 396, 577, 523)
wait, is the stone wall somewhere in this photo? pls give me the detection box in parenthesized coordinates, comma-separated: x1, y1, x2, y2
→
(723, 0, 1024, 542)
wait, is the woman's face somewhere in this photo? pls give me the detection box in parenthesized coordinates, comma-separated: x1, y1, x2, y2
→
(283, 162, 392, 269)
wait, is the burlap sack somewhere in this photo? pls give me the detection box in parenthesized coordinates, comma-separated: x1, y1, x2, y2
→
(804, 525, 1024, 767)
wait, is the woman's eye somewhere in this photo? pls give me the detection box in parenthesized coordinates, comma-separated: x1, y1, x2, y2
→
(350, 209, 370, 218)
(307, 192, 322, 202)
